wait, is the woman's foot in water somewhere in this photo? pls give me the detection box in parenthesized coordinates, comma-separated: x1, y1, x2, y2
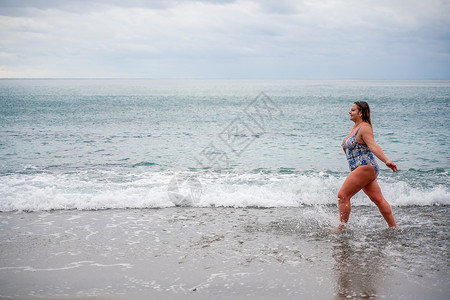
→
(330, 224, 347, 234)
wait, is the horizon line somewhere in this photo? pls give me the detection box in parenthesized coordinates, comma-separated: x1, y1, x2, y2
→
(1, 77, 449, 80)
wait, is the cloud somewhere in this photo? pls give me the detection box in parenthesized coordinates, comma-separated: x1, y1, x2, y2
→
(0, 0, 449, 78)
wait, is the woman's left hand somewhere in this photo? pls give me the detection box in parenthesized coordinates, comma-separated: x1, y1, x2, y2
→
(386, 160, 398, 172)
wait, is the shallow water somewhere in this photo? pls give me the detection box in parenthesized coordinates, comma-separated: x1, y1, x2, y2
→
(0, 206, 448, 299)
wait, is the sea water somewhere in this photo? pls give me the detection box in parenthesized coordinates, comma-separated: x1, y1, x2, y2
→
(0, 79, 448, 211)
(1, 79, 449, 299)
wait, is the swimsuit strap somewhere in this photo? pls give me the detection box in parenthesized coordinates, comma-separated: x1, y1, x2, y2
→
(353, 127, 361, 136)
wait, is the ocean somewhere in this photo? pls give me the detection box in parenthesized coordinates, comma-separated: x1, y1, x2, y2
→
(0, 79, 449, 299)
(0, 79, 449, 210)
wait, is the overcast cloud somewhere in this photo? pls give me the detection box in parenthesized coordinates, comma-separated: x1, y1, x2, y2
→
(0, 0, 449, 78)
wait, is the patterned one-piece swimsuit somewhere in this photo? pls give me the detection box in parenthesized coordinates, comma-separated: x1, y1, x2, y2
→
(342, 127, 379, 176)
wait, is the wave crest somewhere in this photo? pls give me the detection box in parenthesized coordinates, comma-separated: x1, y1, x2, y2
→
(1, 169, 448, 212)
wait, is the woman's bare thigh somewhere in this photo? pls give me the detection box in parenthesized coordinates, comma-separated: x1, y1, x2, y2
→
(339, 165, 377, 199)
(362, 179, 384, 205)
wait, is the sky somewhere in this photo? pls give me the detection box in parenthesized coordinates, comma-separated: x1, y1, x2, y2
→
(0, 0, 449, 79)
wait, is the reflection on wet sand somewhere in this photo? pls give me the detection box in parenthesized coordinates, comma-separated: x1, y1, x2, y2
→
(332, 232, 392, 299)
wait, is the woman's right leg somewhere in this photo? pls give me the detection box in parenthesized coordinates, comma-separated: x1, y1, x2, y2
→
(336, 166, 377, 227)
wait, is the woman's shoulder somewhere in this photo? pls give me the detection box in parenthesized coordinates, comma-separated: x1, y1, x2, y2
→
(358, 122, 374, 136)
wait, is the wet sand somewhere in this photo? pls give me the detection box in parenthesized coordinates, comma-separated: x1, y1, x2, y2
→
(0, 206, 449, 299)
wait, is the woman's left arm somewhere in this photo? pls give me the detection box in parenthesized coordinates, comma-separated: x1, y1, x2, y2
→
(361, 126, 398, 172)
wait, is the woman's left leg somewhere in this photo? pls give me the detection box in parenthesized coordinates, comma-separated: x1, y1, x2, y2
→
(362, 179, 397, 228)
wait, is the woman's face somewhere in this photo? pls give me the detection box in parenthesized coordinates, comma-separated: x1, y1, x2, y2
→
(349, 104, 362, 122)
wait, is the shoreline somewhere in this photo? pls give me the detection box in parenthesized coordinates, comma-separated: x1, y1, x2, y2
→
(0, 207, 448, 299)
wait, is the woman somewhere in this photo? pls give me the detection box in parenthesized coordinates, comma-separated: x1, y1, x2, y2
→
(334, 101, 397, 232)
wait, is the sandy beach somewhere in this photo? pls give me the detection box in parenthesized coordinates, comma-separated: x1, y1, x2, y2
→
(0, 206, 448, 299)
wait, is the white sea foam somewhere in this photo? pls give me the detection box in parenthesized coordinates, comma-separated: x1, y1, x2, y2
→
(0, 261, 132, 272)
(0, 170, 448, 212)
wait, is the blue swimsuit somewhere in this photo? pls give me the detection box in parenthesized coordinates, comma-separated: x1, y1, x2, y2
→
(342, 127, 379, 176)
